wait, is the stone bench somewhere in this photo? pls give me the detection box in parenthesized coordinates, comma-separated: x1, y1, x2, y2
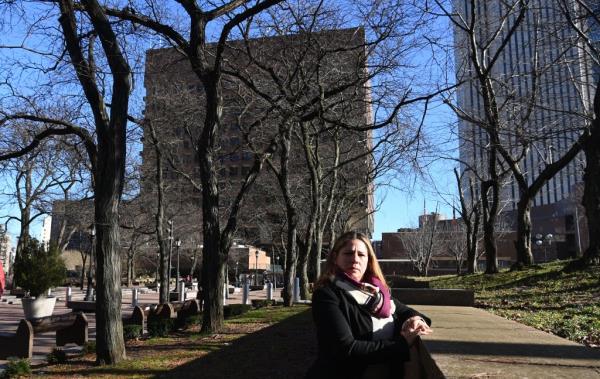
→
(122, 305, 148, 329)
(0, 312, 88, 359)
(391, 288, 474, 306)
(146, 300, 202, 328)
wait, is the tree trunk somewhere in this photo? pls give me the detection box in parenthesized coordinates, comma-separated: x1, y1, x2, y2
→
(201, 241, 225, 333)
(79, 254, 87, 290)
(283, 220, 298, 306)
(582, 119, 600, 265)
(94, 191, 126, 364)
(312, 229, 324, 281)
(199, 77, 226, 334)
(190, 247, 199, 278)
(126, 254, 133, 287)
(298, 229, 312, 300)
(481, 183, 499, 274)
(515, 196, 534, 267)
(148, 120, 169, 304)
(465, 221, 476, 274)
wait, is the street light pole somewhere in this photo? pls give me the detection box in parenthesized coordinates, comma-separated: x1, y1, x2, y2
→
(255, 250, 259, 286)
(535, 233, 554, 262)
(235, 261, 239, 287)
(85, 226, 95, 301)
(175, 238, 182, 290)
(167, 219, 173, 291)
(273, 255, 277, 289)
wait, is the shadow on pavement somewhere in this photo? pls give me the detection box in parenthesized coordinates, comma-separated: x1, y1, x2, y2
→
(426, 340, 600, 361)
(155, 309, 317, 379)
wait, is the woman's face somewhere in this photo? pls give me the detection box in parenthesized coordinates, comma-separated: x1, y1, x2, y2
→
(335, 239, 369, 282)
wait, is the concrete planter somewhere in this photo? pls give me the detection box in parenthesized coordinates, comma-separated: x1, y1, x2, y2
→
(22, 296, 57, 319)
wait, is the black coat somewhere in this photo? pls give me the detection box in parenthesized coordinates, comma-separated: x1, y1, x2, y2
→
(306, 281, 431, 379)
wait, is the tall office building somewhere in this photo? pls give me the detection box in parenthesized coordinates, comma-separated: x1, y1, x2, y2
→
(453, 1, 596, 258)
(141, 28, 374, 247)
(454, 0, 594, 209)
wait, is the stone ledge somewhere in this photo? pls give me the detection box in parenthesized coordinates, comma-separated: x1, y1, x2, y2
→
(392, 288, 474, 306)
(414, 305, 600, 378)
(66, 300, 95, 312)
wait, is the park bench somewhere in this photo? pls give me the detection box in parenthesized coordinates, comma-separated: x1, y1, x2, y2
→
(144, 300, 202, 329)
(122, 305, 148, 329)
(0, 312, 88, 359)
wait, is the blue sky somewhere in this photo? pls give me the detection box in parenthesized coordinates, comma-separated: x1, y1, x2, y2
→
(372, 101, 459, 240)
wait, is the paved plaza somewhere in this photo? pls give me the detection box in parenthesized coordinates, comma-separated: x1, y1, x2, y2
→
(0, 285, 281, 367)
(2, 291, 600, 378)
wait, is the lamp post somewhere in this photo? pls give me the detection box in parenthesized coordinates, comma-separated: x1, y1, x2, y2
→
(255, 250, 259, 286)
(175, 238, 182, 289)
(272, 254, 277, 289)
(85, 226, 95, 301)
(235, 261, 239, 287)
(167, 219, 173, 291)
(535, 233, 554, 262)
(155, 249, 160, 287)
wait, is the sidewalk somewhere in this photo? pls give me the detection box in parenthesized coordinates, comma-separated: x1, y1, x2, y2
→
(414, 305, 600, 378)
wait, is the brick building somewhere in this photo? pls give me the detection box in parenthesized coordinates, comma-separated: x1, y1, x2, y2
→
(140, 28, 375, 249)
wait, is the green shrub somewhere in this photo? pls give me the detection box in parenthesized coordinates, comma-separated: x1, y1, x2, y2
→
(147, 318, 175, 337)
(223, 304, 252, 319)
(123, 324, 143, 340)
(13, 239, 66, 297)
(251, 299, 273, 308)
(46, 348, 68, 364)
(175, 314, 202, 330)
(1, 357, 31, 378)
(82, 341, 96, 354)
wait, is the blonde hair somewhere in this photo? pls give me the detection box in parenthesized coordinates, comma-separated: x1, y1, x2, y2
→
(315, 231, 388, 289)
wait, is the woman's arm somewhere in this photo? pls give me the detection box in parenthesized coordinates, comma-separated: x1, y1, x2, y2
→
(393, 299, 432, 326)
(312, 287, 411, 363)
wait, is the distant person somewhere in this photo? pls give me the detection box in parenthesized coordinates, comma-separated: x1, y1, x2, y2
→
(306, 231, 432, 379)
(0, 260, 5, 298)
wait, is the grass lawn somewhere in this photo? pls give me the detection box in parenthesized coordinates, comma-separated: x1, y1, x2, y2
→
(427, 260, 600, 348)
(32, 304, 314, 378)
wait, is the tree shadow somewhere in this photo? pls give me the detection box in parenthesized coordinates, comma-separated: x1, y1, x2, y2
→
(154, 309, 316, 379)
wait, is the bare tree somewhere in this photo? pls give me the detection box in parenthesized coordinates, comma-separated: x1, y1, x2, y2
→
(435, 0, 591, 271)
(227, 0, 448, 301)
(0, 0, 134, 364)
(454, 167, 482, 273)
(98, 0, 286, 333)
(399, 216, 440, 276)
(559, 0, 600, 267)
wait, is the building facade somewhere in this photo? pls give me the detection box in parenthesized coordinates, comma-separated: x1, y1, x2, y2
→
(141, 28, 375, 249)
(453, 0, 595, 257)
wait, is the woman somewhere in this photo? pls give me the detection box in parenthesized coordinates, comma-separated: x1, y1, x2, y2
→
(306, 231, 432, 379)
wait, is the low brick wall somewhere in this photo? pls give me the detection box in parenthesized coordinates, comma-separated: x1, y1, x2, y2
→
(392, 288, 474, 306)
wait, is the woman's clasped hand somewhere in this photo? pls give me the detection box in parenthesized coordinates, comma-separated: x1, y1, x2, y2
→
(400, 316, 433, 346)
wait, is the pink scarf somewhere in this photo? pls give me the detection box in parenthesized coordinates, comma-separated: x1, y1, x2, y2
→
(337, 271, 392, 318)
